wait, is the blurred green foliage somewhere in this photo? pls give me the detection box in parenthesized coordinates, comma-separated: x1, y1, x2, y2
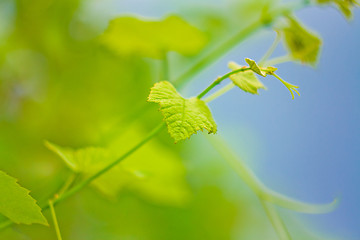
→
(0, 0, 350, 239)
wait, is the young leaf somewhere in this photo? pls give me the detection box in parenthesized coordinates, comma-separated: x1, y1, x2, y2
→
(280, 17, 322, 66)
(228, 62, 266, 94)
(245, 58, 266, 77)
(0, 170, 48, 225)
(148, 81, 217, 143)
(100, 15, 207, 59)
(316, 0, 359, 19)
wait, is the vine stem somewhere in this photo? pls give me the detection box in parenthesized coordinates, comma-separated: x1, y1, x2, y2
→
(261, 201, 292, 240)
(206, 136, 337, 212)
(207, 135, 292, 240)
(56, 173, 77, 197)
(173, 21, 262, 87)
(263, 55, 292, 66)
(258, 33, 281, 65)
(197, 67, 274, 99)
(197, 67, 251, 99)
(49, 200, 63, 240)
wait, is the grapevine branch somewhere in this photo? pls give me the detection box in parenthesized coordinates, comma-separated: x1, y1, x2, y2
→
(0, 65, 286, 231)
(0, 0, 312, 232)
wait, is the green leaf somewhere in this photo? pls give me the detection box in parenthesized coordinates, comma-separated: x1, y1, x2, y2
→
(45, 141, 116, 173)
(316, 0, 359, 19)
(228, 62, 266, 94)
(100, 15, 208, 59)
(280, 17, 322, 66)
(96, 125, 191, 205)
(148, 81, 217, 143)
(245, 58, 266, 76)
(46, 126, 191, 205)
(0, 170, 48, 225)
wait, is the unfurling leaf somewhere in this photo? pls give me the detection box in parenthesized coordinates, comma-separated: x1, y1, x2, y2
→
(316, 0, 359, 19)
(265, 66, 278, 74)
(280, 17, 322, 66)
(0, 170, 48, 225)
(245, 58, 267, 76)
(228, 62, 266, 94)
(101, 15, 207, 58)
(148, 81, 217, 143)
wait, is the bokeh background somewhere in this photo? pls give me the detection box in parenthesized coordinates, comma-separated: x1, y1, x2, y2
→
(0, 0, 359, 239)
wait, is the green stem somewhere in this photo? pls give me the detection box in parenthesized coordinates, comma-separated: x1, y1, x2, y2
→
(173, 21, 263, 87)
(56, 173, 77, 197)
(263, 55, 292, 66)
(207, 136, 337, 212)
(197, 67, 251, 99)
(207, 135, 292, 239)
(49, 200, 63, 240)
(261, 200, 292, 240)
(197, 66, 275, 99)
(258, 33, 281, 65)
(206, 135, 338, 238)
(204, 82, 235, 103)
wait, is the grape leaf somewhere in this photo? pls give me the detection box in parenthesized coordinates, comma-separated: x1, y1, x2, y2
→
(46, 125, 191, 205)
(100, 15, 207, 59)
(0, 170, 48, 225)
(228, 62, 266, 94)
(317, 0, 359, 19)
(148, 81, 217, 143)
(280, 17, 322, 66)
(245, 58, 267, 77)
(45, 142, 116, 173)
(96, 125, 191, 205)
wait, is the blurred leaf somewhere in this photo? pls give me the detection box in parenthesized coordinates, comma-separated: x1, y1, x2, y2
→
(97, 125, 191, 205)
(233, 0, 280, 25)
(279, 16, 322, 66)
(45, 141, 116, 173)
(100, 15, 208, 58)
(0, 170, 47, 225)
(316, 0, 359, 19)
(228, 62, 266, 94)
(148, 81, 217, 143)
(46, 124, 191, 205)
